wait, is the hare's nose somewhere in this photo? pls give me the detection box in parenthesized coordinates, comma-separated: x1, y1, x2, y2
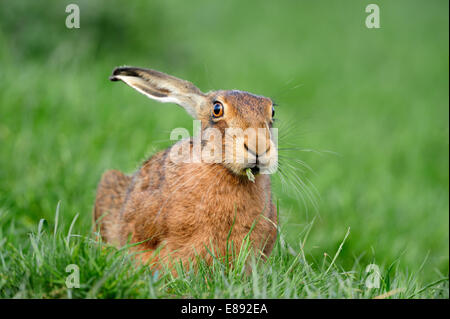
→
(244, 128, 271, 157)
(244, 141, 271, 157)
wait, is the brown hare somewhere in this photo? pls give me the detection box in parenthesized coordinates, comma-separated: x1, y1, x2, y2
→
(94, 66, 278, 271)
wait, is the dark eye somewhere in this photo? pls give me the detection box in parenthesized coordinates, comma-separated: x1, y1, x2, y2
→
(212, 102, 224, 118)
(272, 106, 275, 118)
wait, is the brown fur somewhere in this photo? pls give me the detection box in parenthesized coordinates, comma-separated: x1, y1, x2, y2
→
(94, 67, 278, 271)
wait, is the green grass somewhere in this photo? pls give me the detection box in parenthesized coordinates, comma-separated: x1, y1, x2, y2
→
(0, 0, 448, 298)
(0, 207, 447, 298)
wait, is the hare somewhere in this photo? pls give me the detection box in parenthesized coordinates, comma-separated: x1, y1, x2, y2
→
(94, 66, 278, 270)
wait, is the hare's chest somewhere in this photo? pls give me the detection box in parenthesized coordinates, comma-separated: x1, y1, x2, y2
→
(168, 186, 267, 243)
(163, 166, 272, 249)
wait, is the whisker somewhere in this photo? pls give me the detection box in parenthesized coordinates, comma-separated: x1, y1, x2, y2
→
(278, 155, 316, 176)
(279, 147, 341, 157)
(276, 165, 310, 215)
(283, 161, 319, 211)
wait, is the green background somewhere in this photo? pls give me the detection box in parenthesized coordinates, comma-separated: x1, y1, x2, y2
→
(0, 0, 448, 284)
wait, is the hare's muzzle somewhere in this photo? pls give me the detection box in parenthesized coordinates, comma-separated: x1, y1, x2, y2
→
(239, 127, 277, 175)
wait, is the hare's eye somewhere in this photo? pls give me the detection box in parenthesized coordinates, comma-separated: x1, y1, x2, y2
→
(212, 102, 224, 118)
(272, 106, 275, 118)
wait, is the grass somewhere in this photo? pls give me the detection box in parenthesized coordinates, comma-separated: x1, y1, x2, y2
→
(0, 0, 448, 298)
(0, 206, 447, 298)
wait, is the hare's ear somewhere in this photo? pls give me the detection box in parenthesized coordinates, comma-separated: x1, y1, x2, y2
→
(110, 66, 206, 118)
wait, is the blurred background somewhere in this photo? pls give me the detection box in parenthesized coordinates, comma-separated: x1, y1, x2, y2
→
(0, 0, 448, 281)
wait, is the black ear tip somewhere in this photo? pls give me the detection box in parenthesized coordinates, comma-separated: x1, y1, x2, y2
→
(111, 66, 140, 77)
(110, 66, 133, 82)
(112, 67, 125, 76)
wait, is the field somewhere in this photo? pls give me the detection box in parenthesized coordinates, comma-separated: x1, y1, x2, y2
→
(0, 1, 448, 298)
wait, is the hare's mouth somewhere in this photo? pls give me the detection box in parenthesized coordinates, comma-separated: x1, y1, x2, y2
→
(241, 163, 260, 175)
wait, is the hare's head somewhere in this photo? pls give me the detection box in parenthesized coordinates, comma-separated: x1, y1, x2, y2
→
(110, 67, 278, 176)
